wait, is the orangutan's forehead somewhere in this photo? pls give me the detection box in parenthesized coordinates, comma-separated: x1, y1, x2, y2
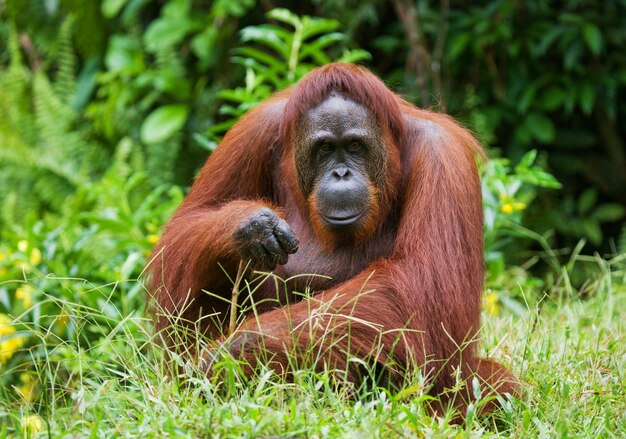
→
(299, 94, 376, 133)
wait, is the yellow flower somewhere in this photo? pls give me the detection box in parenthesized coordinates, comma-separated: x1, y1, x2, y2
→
(29, 248, 42, 266)
(484, 291, 500, 315)
(18, 240, 28, 253)
(0, 314, 14, 336)
(499, 193, 526, 214)
(0, 251, 5, 261)
(17, 373, 38, 402)
(0, 336, 25, 363)
(0, 314, 25, 364)
(146, 234, 160, 245)
(500, 203, 514, 214)
(513, 201, 527, 211)
(21, 414, 45, 436)
(16, 285, 34, 308)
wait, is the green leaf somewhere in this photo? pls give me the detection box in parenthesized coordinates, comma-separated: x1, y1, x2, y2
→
(213, 0, 254, 16)
(268, 8, 302, 29)
(105, 35, 144, 73)
(76, 213, 129, 232)
(529, 171, 561, 189)
(72, 57, 100, 110)
(538, 87, 565, 111)
(299, 33, 344, 62)
(582, 219, 602, 245)
(578, 189, 597, 214)
(192, 133, 217, 152)
(520, 169, 561, 189)
(535, 26, 564, 56)
(448, 33, 470, 60)
(372, 36, 400, 54)
(240, 26, 290, 59)
(517, 150, 538, 170)
(337, 49, 371, 64)
(526, 113, 556, 143)
(242, 24, 293, 43)
(564, 43, 582, 70)
(302, 18, 339, 40)
(140, 105, 189, 144)
(234, 47, 284, 71)
(144, 18, 193, 52)
(591, 204, 626, 222)
(486, 251, 505, 278)
(232, 57, 281, 88)
(560, 13, 584, 25)
(162, 0, 192, 19)
(303, 32, 344, 51)
(191, 27, 218, 61)
(518, 84, 538, 114)
(579, 83, 595, 115)
(120, 252, 143, 279)
(102, 0, 127, 18)
(582, 23, 602, 55)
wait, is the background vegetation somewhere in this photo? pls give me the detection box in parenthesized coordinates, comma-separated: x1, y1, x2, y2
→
(0, 0, 624, 436)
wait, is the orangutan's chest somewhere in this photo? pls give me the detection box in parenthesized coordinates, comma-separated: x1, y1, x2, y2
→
(281, 231, 394, 293)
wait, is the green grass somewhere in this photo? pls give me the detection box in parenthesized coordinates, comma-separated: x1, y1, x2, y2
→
(1, 257, 625, 438)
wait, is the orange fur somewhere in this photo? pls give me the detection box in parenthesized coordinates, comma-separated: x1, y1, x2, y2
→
(146, 63, 519, 417)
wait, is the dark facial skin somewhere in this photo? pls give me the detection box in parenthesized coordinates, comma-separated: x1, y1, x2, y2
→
(295, 93, 386, 231)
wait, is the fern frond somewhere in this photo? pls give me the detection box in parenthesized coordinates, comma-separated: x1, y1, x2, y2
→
(53, 16, 77, 102)
(6, 22, 24, 67)
(0, 25, 107, 227)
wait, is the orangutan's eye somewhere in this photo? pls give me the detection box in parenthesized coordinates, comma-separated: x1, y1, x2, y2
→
(318, 143, 333, 156)
(346, 141, 362, 153)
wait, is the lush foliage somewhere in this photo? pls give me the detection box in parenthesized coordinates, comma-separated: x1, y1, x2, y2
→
(1, 1, 625, 437)
(439, 0, 626, 250)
